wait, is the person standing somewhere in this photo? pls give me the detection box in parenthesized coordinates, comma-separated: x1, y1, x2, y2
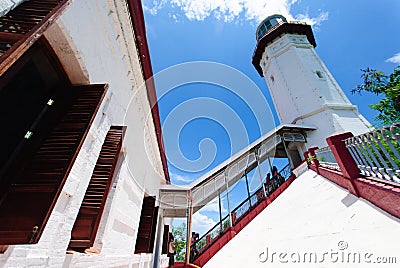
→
(271, 166, 280, 188)
(190, 232, 199, 262)
(168, 235, 175, 268)
(265, 173, 271, 195)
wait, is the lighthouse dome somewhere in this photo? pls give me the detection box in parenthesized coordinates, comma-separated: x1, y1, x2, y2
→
(256, 14, 287, 41)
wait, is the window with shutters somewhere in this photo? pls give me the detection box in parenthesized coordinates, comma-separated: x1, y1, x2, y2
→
(68, 126, 127, 252)
(134, 196, 159, 254)
(0, 0, 70, 76)
(0, 7, 107, 244)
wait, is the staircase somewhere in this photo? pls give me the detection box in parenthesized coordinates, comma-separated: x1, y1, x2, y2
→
(159, 125, 314, 267)
(192, 165, 296, 267)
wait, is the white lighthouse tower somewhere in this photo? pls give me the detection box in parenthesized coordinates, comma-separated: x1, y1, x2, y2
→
(252, 15, 371, 149)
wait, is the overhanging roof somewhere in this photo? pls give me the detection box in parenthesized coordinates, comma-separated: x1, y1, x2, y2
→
(127, 0, 170, 182)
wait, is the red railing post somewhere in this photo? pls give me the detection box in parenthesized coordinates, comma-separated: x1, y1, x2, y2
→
(231, 211, 236, 225)
(326, 132, 360, 179)
(326, 132, 360, 196)
(206, 234, 211, 246)
(308, 146, 319, 174)
(304, 151, 311, 168)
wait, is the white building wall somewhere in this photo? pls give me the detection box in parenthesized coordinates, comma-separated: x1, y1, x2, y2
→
(261, 33, 371, 148)
(0, 0, 168, 267)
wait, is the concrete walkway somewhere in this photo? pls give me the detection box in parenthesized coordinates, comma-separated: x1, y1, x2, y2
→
(204, 170, 400, 268)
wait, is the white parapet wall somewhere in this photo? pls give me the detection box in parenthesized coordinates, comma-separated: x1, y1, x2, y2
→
(205, 170, 400, 268)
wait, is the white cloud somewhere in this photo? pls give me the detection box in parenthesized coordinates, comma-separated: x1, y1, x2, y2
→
(169, 13, 179, 22)
(144, 0, 328, 25)
(192, 212, 217, 235)
(143, 0, 164, 15)
(170, 172, 193, 183)
(201, 197, 227, 213)
(386, 53, 400, 64)
(295, 11, 329, 28)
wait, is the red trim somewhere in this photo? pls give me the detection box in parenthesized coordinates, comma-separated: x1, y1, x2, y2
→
(309, 133, 360, 196)
(308, 146, 320, 174)
(355, 177, 400, 217)
(127, 0, 170, 183)
(326, 132, 360, 180)
(318, 166, 357, 194)
(174, 262, 202, 268)
(193, 174, 297, 267)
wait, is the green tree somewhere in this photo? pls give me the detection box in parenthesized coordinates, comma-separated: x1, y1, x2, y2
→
(172, 222, 187, 261)
(352, 66, 400, 126)
(196, 236, 206, 250)
(222, 218, 230, 229)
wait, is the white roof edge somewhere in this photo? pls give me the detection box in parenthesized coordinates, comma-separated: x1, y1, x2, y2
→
(188, 123, 316, 188)
(159, 184, 191, 191)
(0, 0, 27, 17)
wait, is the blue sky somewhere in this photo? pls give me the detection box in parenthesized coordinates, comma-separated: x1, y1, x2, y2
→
(142, 0, 400, 233)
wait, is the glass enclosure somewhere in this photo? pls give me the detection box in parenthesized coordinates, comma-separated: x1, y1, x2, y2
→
(256, 14, 287, 41)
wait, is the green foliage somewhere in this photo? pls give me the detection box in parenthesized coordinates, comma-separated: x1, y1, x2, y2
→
(222, 218, 230, 229)
(368, 132, 400, 169)
(172, 222, 187, 262)
(196, 236, 206, 251)
(350, 131, 400, 176)
(306, 155, 319, 165)
(352, 66, 400, 126)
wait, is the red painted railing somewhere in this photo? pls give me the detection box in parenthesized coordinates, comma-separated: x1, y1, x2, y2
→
(192, 173, 297, 267)
(305, 132, 400, 219)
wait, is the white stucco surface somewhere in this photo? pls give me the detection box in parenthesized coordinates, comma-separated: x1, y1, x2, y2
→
(0, 1, 169, 267)
(204, 170, 400, 268)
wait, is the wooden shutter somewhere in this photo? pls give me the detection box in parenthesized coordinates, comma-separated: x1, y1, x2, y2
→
(161, 225, 169, 254)
(69, 126, 126, 250)
(0, 84, 107, 245)
(0, 0, 70, 76)
(134, 196, 159, 254)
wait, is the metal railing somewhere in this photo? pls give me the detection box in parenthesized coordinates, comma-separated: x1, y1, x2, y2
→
(192, 165, 292, 259)
(314, 146, 341, 171)
(231, 187, 266, 225)
(279, 163, 292, 180)
(345, 123, 400, 183)
(258, 20, 308, 41)
(232, 197, 252, 220)
(250, 187, 266, 208)
(193, 214, 230, 257)
(192, 187, 266, 258)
